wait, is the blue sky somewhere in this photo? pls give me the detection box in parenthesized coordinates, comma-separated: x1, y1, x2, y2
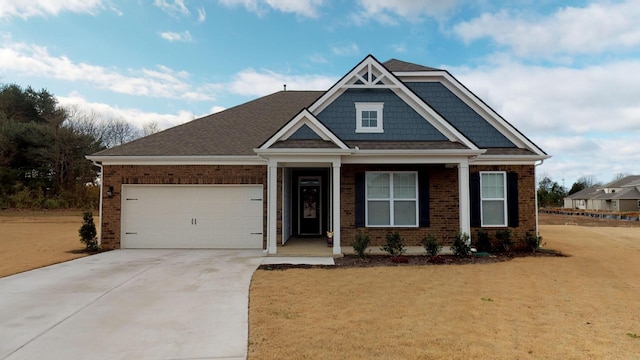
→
(1, 0, 639, 188)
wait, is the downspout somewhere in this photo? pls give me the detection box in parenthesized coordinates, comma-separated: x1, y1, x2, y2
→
(91, 160, 104, 247)
(534, 159, 545, 238)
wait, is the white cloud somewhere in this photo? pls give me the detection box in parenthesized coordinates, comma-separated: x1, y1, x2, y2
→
(154, 0, 189, 16)
(228, 68, 336, 96)
(210, 105, 226, 114)
(197, 6, 206, 22)
(160, 31, 193, 42)
(354, 0, 462, 24)
(58, 93, 197, 131)
(0, 35, 220, 101)
(218, 0, 323, 18)
(452, 60, 640, 137)
(453, 1, 640, 59)
(0, 0, 104, 19)
(332, 43, 359, 56)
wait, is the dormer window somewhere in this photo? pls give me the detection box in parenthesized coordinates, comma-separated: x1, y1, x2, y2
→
(355, 102, 384, 133)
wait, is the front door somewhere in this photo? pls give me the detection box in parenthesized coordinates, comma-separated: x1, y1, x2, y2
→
(298, 177, 322, 235)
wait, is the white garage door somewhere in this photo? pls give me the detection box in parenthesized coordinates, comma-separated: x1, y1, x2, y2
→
(121, 185, 263, 249)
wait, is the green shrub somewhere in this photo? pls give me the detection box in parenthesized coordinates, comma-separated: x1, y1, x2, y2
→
(381, 232, 405, 256)
(451, 232, 471, 256)
(352, 232, 370, 258)
(496, 228, 513, 252)
(421, 234, 442, 256)
(79, 212, 99, 252)
(524, 231, 540, 252)
(475, 230, 492, 253)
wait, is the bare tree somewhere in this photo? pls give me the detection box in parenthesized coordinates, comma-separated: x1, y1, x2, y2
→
(612, 173, 630, 182)
(102, 117, 140, 148)
(141, 121, 160, 137)
(63, 106, 141, 148)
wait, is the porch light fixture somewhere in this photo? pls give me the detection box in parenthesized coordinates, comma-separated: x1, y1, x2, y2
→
(107, 186, 114, 198)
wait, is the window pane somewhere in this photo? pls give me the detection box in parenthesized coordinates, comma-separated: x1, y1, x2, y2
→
(361, 110, 378, 128)
(481, 173, 504, 198)
(367, 173, 389, 198)
(482, 200, 505, 226)
(393, 173, 416, 199)
(394, 201, 416, 226)
(368, 201, 390, 225)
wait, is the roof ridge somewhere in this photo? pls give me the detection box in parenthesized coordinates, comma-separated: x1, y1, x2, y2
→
(382, 58, 441, 72)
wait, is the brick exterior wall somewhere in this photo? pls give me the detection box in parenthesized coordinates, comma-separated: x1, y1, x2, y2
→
(339, 164, 537, 249)
(340, 164, 460, 247)
(99, 163, 536, 252)
(100, 165, 267, 250)
(470, 165, 537, 249)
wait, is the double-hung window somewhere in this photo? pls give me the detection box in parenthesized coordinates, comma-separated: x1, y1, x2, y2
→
(480, 171, 507, 227)
(355, 102, 384, 133)
(366, 172, 418, 226)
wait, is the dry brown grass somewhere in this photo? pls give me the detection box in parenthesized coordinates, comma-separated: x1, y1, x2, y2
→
(249, 221, 640, 359)
(0, 211, 88, 277)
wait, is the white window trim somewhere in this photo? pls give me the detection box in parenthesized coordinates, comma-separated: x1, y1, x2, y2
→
(365, 171, 419, 227)
(480, 171, 508, 227)
(355, 102, 384, 133)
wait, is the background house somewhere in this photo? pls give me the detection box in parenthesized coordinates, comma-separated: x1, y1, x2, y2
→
(563, 176, 640, 211)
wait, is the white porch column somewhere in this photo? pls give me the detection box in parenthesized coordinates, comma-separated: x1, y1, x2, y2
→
(332, 161, 341, 255)
(267, 160, 278, 254)
(458, 160, 471, 243)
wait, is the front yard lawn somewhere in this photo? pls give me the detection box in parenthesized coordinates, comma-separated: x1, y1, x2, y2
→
(248, 222, 640, 359)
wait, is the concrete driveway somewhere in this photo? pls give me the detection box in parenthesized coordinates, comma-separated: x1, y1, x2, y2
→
(0, 249, 264, 360)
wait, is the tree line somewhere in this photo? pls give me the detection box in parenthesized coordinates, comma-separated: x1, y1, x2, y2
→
(0, 84, 157, 209)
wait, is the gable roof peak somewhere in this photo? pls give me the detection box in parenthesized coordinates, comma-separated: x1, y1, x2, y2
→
(383, 59, 442, 72)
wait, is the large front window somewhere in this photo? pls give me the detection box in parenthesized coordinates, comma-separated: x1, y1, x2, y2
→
(366, 172, 418, 226)
(480, 171, 507, 226)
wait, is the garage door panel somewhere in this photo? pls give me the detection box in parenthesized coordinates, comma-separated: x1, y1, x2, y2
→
(121, 185, 263, 249)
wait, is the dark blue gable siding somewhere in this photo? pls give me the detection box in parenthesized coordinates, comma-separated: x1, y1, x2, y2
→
(316, 89, 447, 141)
(406, 82, 516, 148)
(289, 124, 323, 140)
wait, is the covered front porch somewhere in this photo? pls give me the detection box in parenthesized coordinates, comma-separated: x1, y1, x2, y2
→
(262, 153, 477, 255)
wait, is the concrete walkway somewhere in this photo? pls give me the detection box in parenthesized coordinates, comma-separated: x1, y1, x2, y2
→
(0, 249, 265, 360)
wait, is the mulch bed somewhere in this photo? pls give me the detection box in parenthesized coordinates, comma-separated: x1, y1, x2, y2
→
(258, 249, 566, 271)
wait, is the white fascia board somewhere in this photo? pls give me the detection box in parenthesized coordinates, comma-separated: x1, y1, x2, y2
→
(256, 154, 343, 167)
(342, 153, 479, 165)
(85, 155, 266, 166)
(353, 149, 485, 156)
(471, 154, 551, 165)
(259, 109, 349, 150)
(254, 148, 353, 156)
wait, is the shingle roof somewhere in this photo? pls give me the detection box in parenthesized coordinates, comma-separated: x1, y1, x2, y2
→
(602, 175, 640, 188)
(94, 91, 323, 156)
(383, 59, 441, 72)
(565, 185, 600, 199)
